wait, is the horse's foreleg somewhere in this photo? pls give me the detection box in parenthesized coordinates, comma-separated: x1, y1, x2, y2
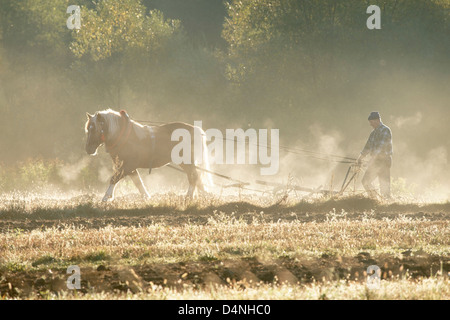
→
(102, 183, 117, 202)
(102, 170, 125, 202)
(129, 170, 150, 199)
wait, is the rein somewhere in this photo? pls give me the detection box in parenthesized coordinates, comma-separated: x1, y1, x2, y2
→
(131, 118, 356, 164)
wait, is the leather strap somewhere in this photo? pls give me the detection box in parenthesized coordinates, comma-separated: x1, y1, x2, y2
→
(148, 126, 156, 174)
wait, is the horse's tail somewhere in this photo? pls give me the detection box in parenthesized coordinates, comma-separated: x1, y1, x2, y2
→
(194, 126, 213, 192)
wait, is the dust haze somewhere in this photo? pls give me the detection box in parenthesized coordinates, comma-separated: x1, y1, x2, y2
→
(0, 0, 448, 202)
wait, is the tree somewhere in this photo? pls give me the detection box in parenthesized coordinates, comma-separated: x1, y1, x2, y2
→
(70, 0, 180, 61)
(0, 0, 78, 60)
(221, 0, 449, 139)
(68, 0, 181, 108)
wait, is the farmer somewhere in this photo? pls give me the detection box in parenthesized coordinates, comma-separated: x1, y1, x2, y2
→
(356, 111, 393, 199)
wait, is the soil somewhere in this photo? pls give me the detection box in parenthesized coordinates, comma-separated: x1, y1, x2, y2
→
(0, 197, 448, 298)
(1, 251, 448, 298)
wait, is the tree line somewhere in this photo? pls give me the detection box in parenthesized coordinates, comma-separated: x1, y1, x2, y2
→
(0, 0, 448, 164)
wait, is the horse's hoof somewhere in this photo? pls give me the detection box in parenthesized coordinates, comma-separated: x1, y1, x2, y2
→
(102, 196, 114, 202)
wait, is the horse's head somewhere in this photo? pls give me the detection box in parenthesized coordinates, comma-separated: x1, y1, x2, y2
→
(85, 112, 106, 155)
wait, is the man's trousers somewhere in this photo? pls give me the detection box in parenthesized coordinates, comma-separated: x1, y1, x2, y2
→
(362, 155, 392, 198)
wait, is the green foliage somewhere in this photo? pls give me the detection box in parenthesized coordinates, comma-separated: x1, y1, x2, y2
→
(85, 250, 111, 262)
(70, 0, 180, 61)
(0, 0, 448, 188)
(18, 158, 60, 187)
(223, 0, 449, 88)
(0, 158, 60, 191)
(3, 261, 28, 272)
(223, 1, 365, 79)
(391, 177, 417, 198)
(78, 165, 100, 190)
(0, 158, 104, 192)
(1, 0, 74, 58)
(219, 0, 450, 141)
(31, 255, 58, 267)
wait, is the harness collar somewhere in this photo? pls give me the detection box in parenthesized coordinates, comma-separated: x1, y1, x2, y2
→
(105, 110, 132, 154)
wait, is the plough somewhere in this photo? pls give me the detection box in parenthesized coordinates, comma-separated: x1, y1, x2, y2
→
(168, 162, 363, 197)
(255, 163, 362, 196)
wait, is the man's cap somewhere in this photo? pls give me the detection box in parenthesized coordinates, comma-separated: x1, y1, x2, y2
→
(368, 111, 381, 120)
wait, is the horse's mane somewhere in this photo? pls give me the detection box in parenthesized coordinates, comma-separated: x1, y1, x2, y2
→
(87, 109, 147, 140)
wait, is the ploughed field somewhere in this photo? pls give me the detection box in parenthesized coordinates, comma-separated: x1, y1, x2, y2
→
(0, 192, 449, 299)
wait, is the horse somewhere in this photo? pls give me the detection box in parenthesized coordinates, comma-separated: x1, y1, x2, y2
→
(85, 109, 212, 201)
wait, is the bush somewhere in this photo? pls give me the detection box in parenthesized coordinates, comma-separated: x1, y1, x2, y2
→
(0, 157, 105, 192)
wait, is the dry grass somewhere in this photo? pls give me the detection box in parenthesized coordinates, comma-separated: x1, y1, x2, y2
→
(0, 191, 449, 299)
(33, 277, 448, 300)
(0, 211, 448, 268)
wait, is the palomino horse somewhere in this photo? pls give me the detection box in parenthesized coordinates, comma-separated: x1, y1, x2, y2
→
(85, 109, 212, 201)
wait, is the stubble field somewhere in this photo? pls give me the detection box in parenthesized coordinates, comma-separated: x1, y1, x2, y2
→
(0, 191, 448, 300)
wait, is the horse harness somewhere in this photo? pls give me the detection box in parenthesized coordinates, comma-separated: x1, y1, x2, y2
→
(101, 110, 156, 174)
(104, 111, 133, 154)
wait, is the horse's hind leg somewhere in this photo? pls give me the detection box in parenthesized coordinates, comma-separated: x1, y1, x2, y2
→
(129, 170, 150, 199)
(181, 164, 198, 199)
(196, 172, 206, 194)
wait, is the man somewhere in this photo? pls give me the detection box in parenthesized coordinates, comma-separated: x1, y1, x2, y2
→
(357, 111, 393, 199)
